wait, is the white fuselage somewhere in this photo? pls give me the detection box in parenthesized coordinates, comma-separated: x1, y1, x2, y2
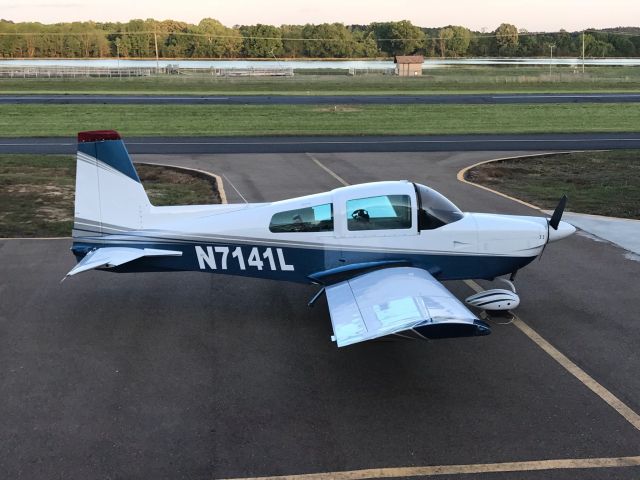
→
(73, 180, 574, 283)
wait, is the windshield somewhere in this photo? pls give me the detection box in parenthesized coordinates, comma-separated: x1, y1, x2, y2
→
(414, 184, 464, 229)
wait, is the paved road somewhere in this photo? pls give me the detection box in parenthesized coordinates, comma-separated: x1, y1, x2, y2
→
(1, 93, 640, 105)
(1, 132, 640, 155)
(1, 149, 639, 479)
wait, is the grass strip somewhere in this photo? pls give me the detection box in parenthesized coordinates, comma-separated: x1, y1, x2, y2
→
(466, 150, 640, 219)
(0, 156, 218, 237)
(1, 68, 639, 95)
(0, 103, 639, 137)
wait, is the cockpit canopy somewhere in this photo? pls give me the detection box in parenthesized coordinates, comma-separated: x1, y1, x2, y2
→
(414, 183, 464, 230)
(267, 181, 464, 235)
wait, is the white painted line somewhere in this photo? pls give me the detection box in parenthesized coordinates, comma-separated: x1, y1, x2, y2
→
(0, 236, 70, 241)
(0, 96, 231, 101)
(4, 94, 640, 101)
(495, 94, 640, 99)
(464, 279, 640, 432)
(306, 153, 349, 187)
(219, 455, 640, 480)
(124, 137, 640, 146)
(0, 142, 75, 146)
(1, 137, 640, 148)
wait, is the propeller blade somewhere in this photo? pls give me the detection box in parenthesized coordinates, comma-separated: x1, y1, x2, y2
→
(549, 194, 567, 230)
(540, 194, 567, 260)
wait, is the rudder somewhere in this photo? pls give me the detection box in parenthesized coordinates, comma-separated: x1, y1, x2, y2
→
(73, 130, 150, 237)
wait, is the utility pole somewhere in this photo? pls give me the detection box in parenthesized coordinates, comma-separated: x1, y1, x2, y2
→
(115, 38, 121, 78)
(582, 31, 585, 73)
(549, 44, 555, 75)
(153, 30, 160, 74)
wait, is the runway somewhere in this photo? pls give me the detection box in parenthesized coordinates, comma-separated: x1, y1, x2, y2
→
(1, 92, 640, 105)
(1, 148, 639, 479)
(1, 132, 640, 155)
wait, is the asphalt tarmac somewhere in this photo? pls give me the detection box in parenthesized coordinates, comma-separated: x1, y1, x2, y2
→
(1, 132, 640, 155)
(1, 93, 640, 105)
(1, 150, 639, 479)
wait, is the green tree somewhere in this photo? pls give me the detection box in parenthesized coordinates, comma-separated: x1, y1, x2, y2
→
(15, 22, 43, 57)
(516, 32, 541, 56)
(120, 19, 154, 58)
(610, 35, 636, 56)
(437, 26, 471, 57)
(495, 23, 519, 56)
(301, 23, 355, 58)
(468, 33, 494, 56)
(0, 21, 18, 58)
(155, 20, 189, 58)
(554, 29, 578, 56)
(351, 29, 379, 57)
(2, 19, 640, 60)
(239, 24, 283, 58)
(584, 33, 614, 57)
(372, 20, 425, 56)
(190, 18, 242, 58)
(280, 24, 304, 58)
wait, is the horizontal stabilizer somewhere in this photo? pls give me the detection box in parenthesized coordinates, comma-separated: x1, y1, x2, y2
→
(64, 247, 182, 279)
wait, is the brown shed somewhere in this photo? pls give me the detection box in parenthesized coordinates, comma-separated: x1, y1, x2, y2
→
(394, 55, 424, 76)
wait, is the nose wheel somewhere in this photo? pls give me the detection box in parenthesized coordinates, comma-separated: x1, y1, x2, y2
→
(464, 277, 521, 311)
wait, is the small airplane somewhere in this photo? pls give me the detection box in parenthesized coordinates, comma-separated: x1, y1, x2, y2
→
(66, 130, 576, 347)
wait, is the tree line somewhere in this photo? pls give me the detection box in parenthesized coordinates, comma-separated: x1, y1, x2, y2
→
(0, 18, 638, 59)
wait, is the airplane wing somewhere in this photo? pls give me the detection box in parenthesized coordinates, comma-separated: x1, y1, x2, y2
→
(325, 267, 490, 347)
(64, 247, 182, 279)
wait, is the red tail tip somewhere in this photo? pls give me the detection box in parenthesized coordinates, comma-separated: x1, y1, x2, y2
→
(77, 130, 121, 143)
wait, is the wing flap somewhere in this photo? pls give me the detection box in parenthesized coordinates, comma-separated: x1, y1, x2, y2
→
(65, 247, 182, 279)
(325, 267, 485, 347)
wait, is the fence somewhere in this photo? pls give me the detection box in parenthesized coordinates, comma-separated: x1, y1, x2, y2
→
(348, 67, 395, 75)
(0, 65, 295, 78)
(212, 67, 293, 77)
(0, 66, 155, 78)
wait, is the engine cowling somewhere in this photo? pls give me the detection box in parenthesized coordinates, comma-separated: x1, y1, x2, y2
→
(465, 289, 520, 311)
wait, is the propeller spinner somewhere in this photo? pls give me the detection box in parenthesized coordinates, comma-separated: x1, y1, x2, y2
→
(540, 195, 576, 259)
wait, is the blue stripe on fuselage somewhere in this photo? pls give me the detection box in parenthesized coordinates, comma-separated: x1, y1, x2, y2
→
(71, 241, 536, 283)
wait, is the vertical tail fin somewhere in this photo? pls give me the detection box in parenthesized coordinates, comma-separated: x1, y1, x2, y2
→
(73, 130, 150, 238)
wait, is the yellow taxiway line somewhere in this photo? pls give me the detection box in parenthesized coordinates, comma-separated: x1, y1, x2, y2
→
(220, 455, 640, 480)
(278, 153, 640, 480)
(464, 280, 640, 432)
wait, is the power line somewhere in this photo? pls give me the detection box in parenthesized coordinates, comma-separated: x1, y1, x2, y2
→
(0, 29, 637, 42)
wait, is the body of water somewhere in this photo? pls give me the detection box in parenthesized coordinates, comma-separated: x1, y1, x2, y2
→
(1, 58, 639, 69)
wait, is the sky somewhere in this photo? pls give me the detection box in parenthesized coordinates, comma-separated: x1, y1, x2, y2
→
(1, 0, 638, 31)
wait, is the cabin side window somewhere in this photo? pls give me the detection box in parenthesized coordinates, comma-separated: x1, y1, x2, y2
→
(269, 203, 334, 233)
(346, 195, 412, 231)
